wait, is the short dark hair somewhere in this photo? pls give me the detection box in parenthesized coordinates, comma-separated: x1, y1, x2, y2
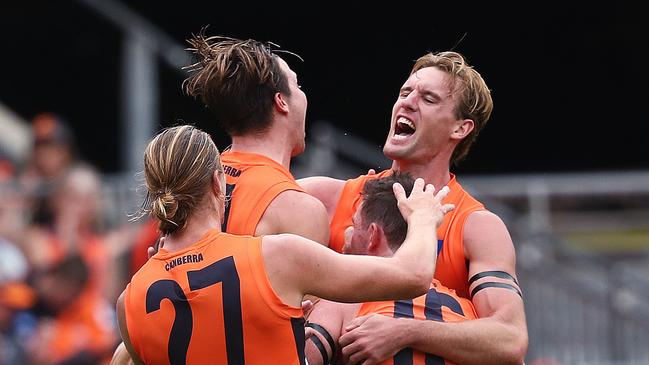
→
(183, 34, 291, 136)
(360, 172, 415, 252)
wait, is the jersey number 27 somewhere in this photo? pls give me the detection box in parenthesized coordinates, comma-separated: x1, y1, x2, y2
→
(146, 256, 243, 364)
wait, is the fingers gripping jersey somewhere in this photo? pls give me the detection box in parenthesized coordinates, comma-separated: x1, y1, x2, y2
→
(330, 171, 485, 298)
(357, 280, 477, 365)
(220, 151, 305, 235)
(124, 230, 305, 365)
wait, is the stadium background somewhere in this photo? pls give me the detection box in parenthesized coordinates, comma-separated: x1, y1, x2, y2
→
(0, 1, 648, 364)
(2, 1, 649, 174)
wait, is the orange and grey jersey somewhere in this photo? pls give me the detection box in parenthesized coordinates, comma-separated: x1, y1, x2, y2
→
(356, 280, 477, 365)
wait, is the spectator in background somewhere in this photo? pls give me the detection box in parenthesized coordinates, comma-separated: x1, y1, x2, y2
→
(27, 254, 115, 365)
(22, 165, 118, 364)
(0, 155, 34, 364)
(20, 113, 76, 227)
(24, 165, 106, 271)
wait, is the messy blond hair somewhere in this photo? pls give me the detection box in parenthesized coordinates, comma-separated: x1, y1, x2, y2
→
(412, 52, 493, 165)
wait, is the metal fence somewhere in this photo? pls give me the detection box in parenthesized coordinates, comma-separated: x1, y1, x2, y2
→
(467, 185, 649, 364)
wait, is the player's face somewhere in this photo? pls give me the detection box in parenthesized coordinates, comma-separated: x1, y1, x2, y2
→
(383, 67, 461, 164)
(343, 204, 371, 255)
(278, 58, 307, 157)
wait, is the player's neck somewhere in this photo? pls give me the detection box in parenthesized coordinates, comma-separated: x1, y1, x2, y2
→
(160, 208, 223, 252)
(230, 131, 293, 170)
(391, 158, 452, 191)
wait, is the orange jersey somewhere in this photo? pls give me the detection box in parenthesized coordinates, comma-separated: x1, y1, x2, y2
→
(35, 233, 116, 362)
(124, 230, 305, 365)
(46, 290, 116, 364)
(330, 171, 484, 298)
(356, 280, 477, 365)
(34, 231, 107, 292)
(220, 150, 305, 235)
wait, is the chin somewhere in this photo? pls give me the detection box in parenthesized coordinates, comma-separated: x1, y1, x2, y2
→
(291, 142, 305, 157)
(383, 144, 408, 161)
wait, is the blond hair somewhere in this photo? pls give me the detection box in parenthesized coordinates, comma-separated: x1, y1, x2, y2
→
(138, 125, 221, 235)
(412, 52, 493, 165)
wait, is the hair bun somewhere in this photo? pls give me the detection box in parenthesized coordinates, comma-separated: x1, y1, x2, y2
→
(152, 190, 179, 226)
(139, 125, 220, 235)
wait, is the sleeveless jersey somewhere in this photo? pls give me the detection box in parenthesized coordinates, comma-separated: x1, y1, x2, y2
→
(329, 171, 485, 298)
(220, 150, 305, 235)
(356, 280, 477, 365)
(124, 230, 306, 365)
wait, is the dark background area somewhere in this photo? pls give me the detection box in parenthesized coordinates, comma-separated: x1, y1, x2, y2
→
(1, 1, 648, 174)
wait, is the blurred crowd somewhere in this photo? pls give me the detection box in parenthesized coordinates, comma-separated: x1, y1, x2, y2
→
(0, 113, 156, 365)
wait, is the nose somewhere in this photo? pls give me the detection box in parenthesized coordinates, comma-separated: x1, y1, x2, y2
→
(400, 91, 418, 111)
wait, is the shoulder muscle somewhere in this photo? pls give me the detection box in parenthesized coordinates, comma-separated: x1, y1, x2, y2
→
(298, 176, 345, 220)
(258, 190, 330, 245)
(464, 210, 516, 273)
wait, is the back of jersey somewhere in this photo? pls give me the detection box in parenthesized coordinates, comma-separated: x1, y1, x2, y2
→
(220, 150, 304, 235)
(124, 230, 305, 365)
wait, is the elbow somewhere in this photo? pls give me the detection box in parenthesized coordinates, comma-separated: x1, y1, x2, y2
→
(513, 333, 529, 364)
(482, 320, 528, 365)
(502, 329, 528, 365)
(415, 261, 435, 292)
(390, 256, 434, 298)
(404, 268, 433, 297)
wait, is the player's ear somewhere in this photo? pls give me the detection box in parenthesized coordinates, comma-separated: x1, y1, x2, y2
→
(367, 223, 384, 254)
(274, 92, 289, 114)
(212, 169, 225, 199)
(451, 119, 474, 140)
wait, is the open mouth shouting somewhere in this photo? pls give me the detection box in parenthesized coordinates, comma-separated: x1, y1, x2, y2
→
(391, 116, 416, 141)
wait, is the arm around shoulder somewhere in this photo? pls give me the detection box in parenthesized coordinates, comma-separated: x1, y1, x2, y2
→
(262, 179, 450, 306)
(262, 233, 430, 307)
